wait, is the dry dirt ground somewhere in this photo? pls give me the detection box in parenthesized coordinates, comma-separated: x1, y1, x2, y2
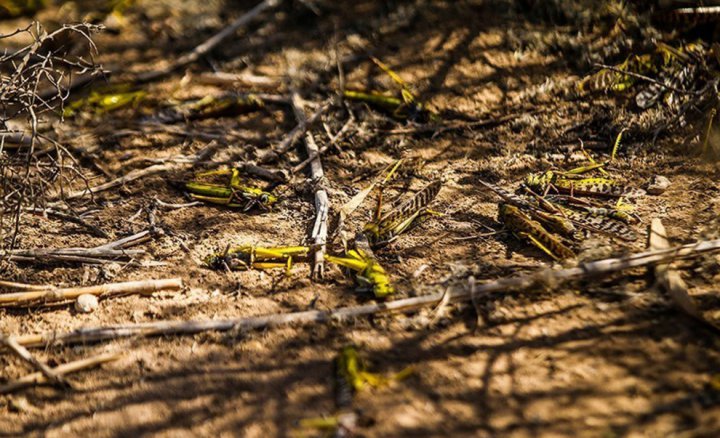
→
(1, 1, 720, 437)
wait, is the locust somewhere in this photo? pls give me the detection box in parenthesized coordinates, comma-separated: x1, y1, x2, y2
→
(499, 203, 575, 261)
(157, 94, 263, 123)
(525, 130, 637, 199)
(205, 245, 309, 274)
(478, 179, 578, 238)
(480, 179, 637, 243)
(184, 168, 277, 211)
(324, 236, 394, 298)
(579, 41, 705, 97)
(525, 170, 631, 198)
(363, 180, 442, 247)
(529, 191, 639, 242)
(297, 346, 411, 436)
(63, 85, 146, 118)
(344, 57, 438, 123)
(334, 345, 413, 408)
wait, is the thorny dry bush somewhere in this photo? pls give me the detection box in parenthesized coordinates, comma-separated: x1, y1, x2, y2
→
(0, 22, 101, 249)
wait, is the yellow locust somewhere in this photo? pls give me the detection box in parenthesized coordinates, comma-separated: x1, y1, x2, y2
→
(344, 57, 438, 123)
(205, 245, 309, 274)
(63, 84, 146, 118)
(499, 203, 575, 261)
(324, 236, 394, 298)
(184, 168, 277, 211)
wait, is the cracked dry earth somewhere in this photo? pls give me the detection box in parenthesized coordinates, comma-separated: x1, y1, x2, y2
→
(1, 1, 720, 437)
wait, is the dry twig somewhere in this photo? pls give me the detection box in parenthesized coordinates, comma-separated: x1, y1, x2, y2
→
(0, 335, 67, 388)
(289, 88, 328, 278)
(648, 219, 720, 331)
(0, 352, 121, 394)
(4, 229, 154, 265)
(257, 102, 330, 164)
(15, 237, 720, 348)
(52, 142, 220, 201)
(136, 0, 283, 82)
(0, 278, 182, 307)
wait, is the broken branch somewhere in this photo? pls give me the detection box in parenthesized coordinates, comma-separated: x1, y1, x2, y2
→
(0, 352, 121, 394)
(0, 278, 183, 307)
(14, 237, 720, 348)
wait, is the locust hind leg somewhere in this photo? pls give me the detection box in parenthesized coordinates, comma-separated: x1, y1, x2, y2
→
(516, 232, 561, 261)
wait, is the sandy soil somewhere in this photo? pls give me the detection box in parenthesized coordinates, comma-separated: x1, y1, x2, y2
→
(1, 1, 720, 437)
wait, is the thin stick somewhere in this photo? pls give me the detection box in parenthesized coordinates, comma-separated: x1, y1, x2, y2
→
(195, 71, 281, 89)
(236, 162, 287, 182)
(0, 278, 182, 307)
(4, 230, 152, 265)
(52, 142, 220, 201)
(0, 352, 121, 394)
(291, 117, 354, 174)
(0, 280, 52, 291)
(24, 207, 109, 238)
(290, 89, 328, 278)
(257, 102, 330, 164)
(135, 0, 283, 83)
(380, 111, 534, 135)
(0, 335, 67, 388)
(15, 238, 720, 348)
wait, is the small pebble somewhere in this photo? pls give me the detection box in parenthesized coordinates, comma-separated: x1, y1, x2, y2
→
(75, 294, 99, 313)
(647, 175, 671, 195)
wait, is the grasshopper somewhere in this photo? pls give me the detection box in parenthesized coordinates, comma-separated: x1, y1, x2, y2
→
(184, 168, 277, 211)
(334, 345, 413, 406)
(344, 57, 438, 123)
(325, 237, 394, 298)
(525, 130, 636, 198)
(205, 245, 309, 274)
(158, 94, 263, 123)
(532, 192, 639, 242)
(499, 203, 575, 261)
(525, 170, 629, 198)
(363, 180, 442, 247)
(63, 85, 146, 118)
(479, 179, 578, 238)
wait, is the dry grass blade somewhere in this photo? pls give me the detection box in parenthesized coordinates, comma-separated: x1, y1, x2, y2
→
(52, 142, 221, 202)
(648, 219, 720, 331)
(257, 102, 330, 164)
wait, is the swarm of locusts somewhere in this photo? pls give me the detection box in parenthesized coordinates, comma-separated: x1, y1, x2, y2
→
(199, 159, 442, 299)
(580, 37, 720, 153)
(483, 132, 645, 261)
(188, 59, 444, 300)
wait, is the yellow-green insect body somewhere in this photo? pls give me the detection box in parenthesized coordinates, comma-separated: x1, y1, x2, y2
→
(325, 249, 394, 298)
(499, 203, 575, 261)
(205, 245, 309, 273)
(344, 57, 439, 123)
(185, 168, 277, 211)
(63, 85, 146, 117)
(526, 171, 626, 197)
